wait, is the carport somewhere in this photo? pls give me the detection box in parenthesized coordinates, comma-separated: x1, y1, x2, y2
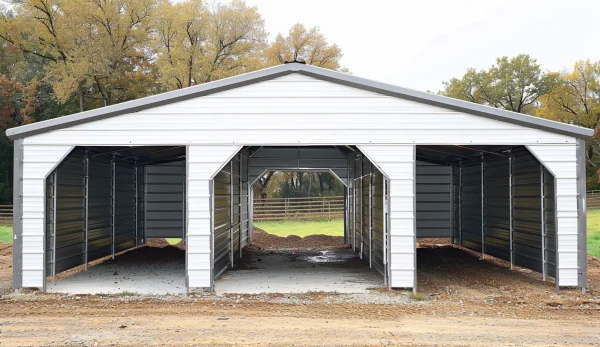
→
(7, 62, 592, 294)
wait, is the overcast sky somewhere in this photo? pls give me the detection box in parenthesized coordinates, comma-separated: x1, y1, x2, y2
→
(246, 0, 600, 92)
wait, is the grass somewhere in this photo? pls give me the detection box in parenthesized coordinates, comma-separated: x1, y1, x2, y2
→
(109, 290, 141, 297)
(587, 209, 600, 258)
(254, 219, 344, 238)
(165, 238, 182, 245)
(408, 292, 429, 301)
(0, 224, 12, 243)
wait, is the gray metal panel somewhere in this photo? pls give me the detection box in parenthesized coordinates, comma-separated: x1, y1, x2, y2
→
(213, 163, 232, 278)
(53, 148, 86, 274)
(483, 155, 511, 260)
(544, 168, 557, 278)
(451, 165, 460, 244)
(144, 161, 185, 238)
(460, 162, 482, 251)
(361, 159, 371, 261)
(136, 165, 146, 245)
(113, 160, 136, 253)
(231, 155, 241, 261)
(240, 150, 249, 249)
(576, 138, 587, 290)
(87, 155, 112, 262)
(12, 139, 23, 290)
(512, 147, 543, 273)
(415, 161, 451, 238)
(371, 167, 385, 275)
(7, 63, 593, 140)
(354, 156, 362, 253)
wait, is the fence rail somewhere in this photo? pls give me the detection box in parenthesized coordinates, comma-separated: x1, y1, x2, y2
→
(0, 205, 12, 222)
(253, 196, 344, 221)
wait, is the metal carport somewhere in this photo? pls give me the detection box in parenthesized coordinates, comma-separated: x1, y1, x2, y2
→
(7, 62, 593, 294)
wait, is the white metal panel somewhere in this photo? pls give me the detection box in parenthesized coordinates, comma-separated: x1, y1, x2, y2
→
(20, 144, 72, 288)
(359, 145, 415, 289)
(24, 75, 573, 146)
(527, 144, 579, 286)
(187, 145, 240, 289)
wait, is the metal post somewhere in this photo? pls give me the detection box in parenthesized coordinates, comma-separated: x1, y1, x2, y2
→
(183, 161, 186, 248)
(360, 157, 363, 259)
(449, 165, 454, 243)
(229, 160, 234, 268)
(383, 177, 388, 286)
(52, 170, 57, 282)
(111, 156, 115, 259)
(84, 154, 89, 271)
(541, 164, 546, 281)
(134, 164, 138, 248)
(239, 153, 243, 258)
(353, 177, 356, 252)
(458, 162, 463, 247)
(481, 160, 485, 259)
(210, 179, 215, 291)
(509, 154, 514, 270)
(143, 165, 147, 245)
(369, 164, 373, 268)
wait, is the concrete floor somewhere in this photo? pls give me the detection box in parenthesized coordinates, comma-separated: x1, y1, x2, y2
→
(214, 248, 384, 294)
(46, 246, 382, 295)
(47, 252, 186, 295)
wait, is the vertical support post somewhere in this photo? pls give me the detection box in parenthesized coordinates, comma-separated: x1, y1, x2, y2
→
(353, 177, 356, 252)
(481, 159, 485, 259)
(458, 162, 463, 247)
(143, 165, 147, 245)
(111, 156, 115, 259)
(134, 164, 138, 248)
(239, 153, 243, 257)
(383, 177, 388, 286)
(369, 163, 373, 268)
(52, 170, 57, 282)
(84, 153, 89, 271)
(183, 161, 186, 248)
(449, 165, 454, 243)
(541, 163, 546, 281)
(576, 138, 588, 292)
(229, 160, 234, 268)
(386, 177, 392, 290)
(12, 139, 23, 292)
(210, 179, 215, 291)
(509, 153, 514, 270)
(249, 184, 253, 244)
(360, 156, 363, 259)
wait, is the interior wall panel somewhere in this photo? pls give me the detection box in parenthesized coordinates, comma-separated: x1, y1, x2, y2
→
(114, 161, 137, 253)
(415, 161, 451, 238)
(483, 155, 510, 261)
(213, 165, 232, 279)
(460, 162, 482, 252)
(371, 167, 385, 275)
(86, 156, 112, 262)
(144, 161, 185, 238)
(361, 160, 371, 262)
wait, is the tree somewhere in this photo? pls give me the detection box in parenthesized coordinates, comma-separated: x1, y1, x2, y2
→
(441, 54, 555, 114)
(537, 60, 600, 188)
(265, 23, 347, 72)
(153, 0, 267, 90)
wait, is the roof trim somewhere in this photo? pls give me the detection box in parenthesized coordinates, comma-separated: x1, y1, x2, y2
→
(6, 62, 594, 140)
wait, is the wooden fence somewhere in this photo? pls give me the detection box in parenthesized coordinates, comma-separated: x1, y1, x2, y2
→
(0, 205, 12, 222)
(587, 191, 600, 209)
(253, 196, 344, 221)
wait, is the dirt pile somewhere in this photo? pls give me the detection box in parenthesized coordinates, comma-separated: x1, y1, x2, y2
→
(0, 242, 11, 295)
(249, 228, 346, 250)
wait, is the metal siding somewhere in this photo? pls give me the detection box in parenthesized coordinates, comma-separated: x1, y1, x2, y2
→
(544, 168, 557, 278)
(460, 163, 482, 252)
(136, 165, 146, 245)
(512, 148, 543, 273)
(187, 145, 241, 289)
(483, 155, 511, 261)
(415, 161, 451, 238)
(527, 144, 579, 287)
(362, 160, 371, 262)
(87, 155, 113, 262)
(113, 160, 137, 253)
(371, 167, 385, 275)
(213, 165, 231, 278)
(451, 165, 460, 244)
(354, 156, 362, 254)
(23, 75, 574, 147)
(240, 150, 249, 249)
(359, 145, 415, 289)
(231, 155, 241, 261)
(144, 161, 185, 238)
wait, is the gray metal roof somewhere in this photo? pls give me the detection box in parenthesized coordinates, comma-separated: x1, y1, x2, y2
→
(6, 63, 594, 140)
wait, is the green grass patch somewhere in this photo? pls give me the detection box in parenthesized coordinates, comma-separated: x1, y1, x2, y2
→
(588, 209, 600, 258)
(109, 290, 141, 297)
(0, 224, 12, 243)
(165, 238, 182, 245)
(254, 219, 344, 238)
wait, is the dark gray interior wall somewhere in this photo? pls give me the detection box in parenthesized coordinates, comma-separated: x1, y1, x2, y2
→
(87, 155, 113, 262)
(353, 155, 362, 254)
(460, 162, 483, 251)
(371, 167, 385, 275)
(144, 161, 185, 238)
(213, 162, 231, 278)
(415, 161, 451, 238)
(240, 151, 249, 249)
(361, 158, 371, 263)
(483, 155, 510, 260)
(113, 160, 137, 253)
(544, 168, 557, 278)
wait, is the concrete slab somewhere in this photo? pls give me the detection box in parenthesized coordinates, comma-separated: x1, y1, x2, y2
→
(47, 247, 186, 295)
(215, 248, 384, 294)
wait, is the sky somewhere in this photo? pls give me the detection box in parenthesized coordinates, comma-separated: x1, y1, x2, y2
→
(244, 0, 600, 92)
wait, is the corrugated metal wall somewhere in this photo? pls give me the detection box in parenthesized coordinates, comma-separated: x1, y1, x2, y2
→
(353, 156, 362, 254)
(460, 162, 482, 252)
(144, 161, 185, 238)
(361, 159, 371, 264)
(483, 155, 510, 260)
(87, 155, 113, 263)
(240, 151, 249, 250)
(114, 160, 137, 253)
(213, 162, 232, 278)
(371, 168, 385, 275)
(415, 161, 451, 238)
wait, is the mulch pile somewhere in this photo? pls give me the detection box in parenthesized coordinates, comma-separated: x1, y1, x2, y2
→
(249, 227, 346, 250)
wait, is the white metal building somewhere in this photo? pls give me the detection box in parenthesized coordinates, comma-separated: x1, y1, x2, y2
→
(7, 62, 592, 293)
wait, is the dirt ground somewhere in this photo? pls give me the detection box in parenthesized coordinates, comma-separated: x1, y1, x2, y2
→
(1, 232, 599, 346)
